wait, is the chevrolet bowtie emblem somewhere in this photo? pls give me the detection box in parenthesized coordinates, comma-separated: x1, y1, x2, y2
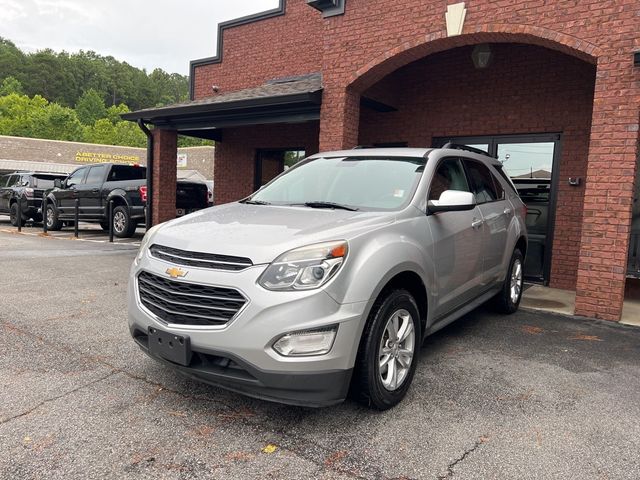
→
(166, 267, 188, 279)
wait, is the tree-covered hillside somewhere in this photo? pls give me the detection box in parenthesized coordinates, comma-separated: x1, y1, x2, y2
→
(0, 38, 207, 148)
(0, 37, 188, 110)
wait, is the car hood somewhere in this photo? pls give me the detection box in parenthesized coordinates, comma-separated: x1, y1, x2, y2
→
(151, 202, 395, 265)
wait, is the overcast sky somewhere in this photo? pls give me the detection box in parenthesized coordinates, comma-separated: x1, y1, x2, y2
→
(0, 0, 278, 75)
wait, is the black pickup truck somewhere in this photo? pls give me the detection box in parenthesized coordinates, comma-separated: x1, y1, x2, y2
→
(45, 163, 208, 238)
(0, 172, 69, 225)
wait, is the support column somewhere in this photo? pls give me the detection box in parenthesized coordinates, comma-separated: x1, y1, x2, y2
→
(151, 128, 178, 225)
(318, 86, 360, 151)
(574, 58, 640, 321)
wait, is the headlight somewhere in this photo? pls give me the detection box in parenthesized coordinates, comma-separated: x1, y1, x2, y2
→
(258, 241, 348, 291)
(134, 224, 161, 265)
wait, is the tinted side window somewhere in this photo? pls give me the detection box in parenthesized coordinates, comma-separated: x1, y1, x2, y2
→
(494, 165, 517, 197)
(429, 157, 470, 201)
(85, 165, 108, 185)
(0, 175, 9, 188)
(7, 175, 19, 187)
(108, 165, 146, 182)
(464, 161, 499, 204)
(66, 168, 86, 187)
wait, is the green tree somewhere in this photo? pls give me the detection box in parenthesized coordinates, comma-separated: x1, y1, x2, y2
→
(30, 102, 83, 141)
(1, 39, 191, 111)
(76, 88, 107, 125)
(0, 93, 48, 137)
(0, 76, 23, 95)
(0, 92, 82, 141)
(105, 103, 131, 123)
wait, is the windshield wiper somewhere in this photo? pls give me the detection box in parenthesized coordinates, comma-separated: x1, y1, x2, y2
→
(301, 201, 359, 211)
(240, 199, 271, 205)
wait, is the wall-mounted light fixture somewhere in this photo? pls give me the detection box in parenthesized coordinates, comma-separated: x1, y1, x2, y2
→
(472, 44, 493, 69)
(634, 51, 640, 67)
(306, 0, 345, 17)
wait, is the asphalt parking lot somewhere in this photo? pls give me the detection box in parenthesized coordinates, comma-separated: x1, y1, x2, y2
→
(1, 230, 639, 480)
(0, 214, 145, 246)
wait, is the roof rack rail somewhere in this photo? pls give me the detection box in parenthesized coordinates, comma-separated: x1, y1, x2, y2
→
(352, 145, 374, 149)
(442, 142, 498, 159)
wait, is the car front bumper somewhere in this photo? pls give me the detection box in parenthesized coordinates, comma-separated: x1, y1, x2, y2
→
(127, 251, 368, 406)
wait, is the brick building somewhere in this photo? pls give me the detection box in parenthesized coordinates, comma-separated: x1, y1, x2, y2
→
(124, 0, 640, 322)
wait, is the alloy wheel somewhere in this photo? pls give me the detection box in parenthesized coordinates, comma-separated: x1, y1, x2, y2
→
(113, 211, 126, 233)
(46, 207, 55, 228)
(510, 258, 523, 304)
(378, 309, 415, 391)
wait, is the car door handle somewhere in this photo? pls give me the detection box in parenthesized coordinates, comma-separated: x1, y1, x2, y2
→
(503, 208, 513, 216)
(472, 218, 484, 229)
(91, 189, 99, 194)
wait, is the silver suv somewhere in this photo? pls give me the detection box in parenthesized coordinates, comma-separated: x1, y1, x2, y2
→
(128, 146, 527, 409)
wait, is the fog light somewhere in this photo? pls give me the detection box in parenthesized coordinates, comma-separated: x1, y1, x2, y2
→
(273, 326, 338, 357)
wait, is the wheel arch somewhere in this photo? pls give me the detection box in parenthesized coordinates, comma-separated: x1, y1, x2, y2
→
(361, 266, 430, 341)
(515, 235, 528, 260)
(106, 191, 130, 209)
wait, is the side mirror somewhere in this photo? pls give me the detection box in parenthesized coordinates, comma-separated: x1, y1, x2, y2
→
(428, 190, 476, 214)
(54, 179, 63, 189)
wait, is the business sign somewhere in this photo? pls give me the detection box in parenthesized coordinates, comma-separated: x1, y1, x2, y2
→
(75, 151, 140, 165)
(177, 153, 188, 168)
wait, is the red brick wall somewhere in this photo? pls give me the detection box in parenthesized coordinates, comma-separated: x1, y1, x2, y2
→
(192, 0, 323, 99)
(214, 122, 320, 205)
(152, 129, 177, 225)
(359, 44, 596, 290)
(186, 0, 640, 320)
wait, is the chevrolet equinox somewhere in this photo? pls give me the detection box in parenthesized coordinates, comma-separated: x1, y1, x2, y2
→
(128, 145, 527, 410)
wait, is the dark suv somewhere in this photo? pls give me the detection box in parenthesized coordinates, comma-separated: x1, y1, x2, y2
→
(0, 172, 69, 226)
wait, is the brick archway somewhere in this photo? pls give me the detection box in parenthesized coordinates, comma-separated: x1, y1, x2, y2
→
(347, 24, 601, 93)
(319, 25, 640, 321)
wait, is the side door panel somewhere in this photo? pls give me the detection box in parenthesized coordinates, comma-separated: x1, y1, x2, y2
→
(0, 175, 16, 212)
(427, 157, 485, 318)
(77, 165, 107, 218)
(58, 168, 87, 217)
(463, 160, 511, 286)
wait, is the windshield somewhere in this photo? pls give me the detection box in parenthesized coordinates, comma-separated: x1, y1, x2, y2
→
(250, 156, 426, 211)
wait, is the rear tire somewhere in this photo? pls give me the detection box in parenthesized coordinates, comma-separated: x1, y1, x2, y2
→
(45, 204, 63, 231)
(493, 249, 524, 314)
(9, 203, 22, 226)
(351, 289, 421, 410)
(112, 206, 136, 238)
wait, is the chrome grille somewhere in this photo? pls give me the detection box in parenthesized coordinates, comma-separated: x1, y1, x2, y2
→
(137, 271, 247, 327)
(149, 244, 253, 271)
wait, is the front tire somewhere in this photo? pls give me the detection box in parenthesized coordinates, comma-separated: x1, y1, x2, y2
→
(352, 289, 421, 410)
(112, 206, 136, 238)
(493, 249, 524, 314)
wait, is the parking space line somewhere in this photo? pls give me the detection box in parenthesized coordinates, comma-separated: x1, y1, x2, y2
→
(0, 228, 141, 247)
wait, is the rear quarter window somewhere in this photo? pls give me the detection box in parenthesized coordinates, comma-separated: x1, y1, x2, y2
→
(108, 165, 146, 182)
(464, 160, 501, 204)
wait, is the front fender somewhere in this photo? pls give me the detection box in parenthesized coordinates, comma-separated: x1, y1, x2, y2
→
(44, 193, 59, 209)
(324, 217, 435, 322)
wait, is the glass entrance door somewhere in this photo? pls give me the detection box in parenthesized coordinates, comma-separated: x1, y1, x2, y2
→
(433, 134, 561, 284)
(254, 149, 305, 191)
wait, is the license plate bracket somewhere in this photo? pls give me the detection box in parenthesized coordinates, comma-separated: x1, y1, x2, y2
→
(148, 327, 192, 366)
